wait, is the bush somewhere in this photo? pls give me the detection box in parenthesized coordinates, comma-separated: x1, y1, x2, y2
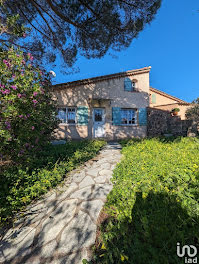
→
(0, 139, 106, 226)
(186, 97, 199, 122)
(0, 47, 57, 163)
(92, 137, 199, 264)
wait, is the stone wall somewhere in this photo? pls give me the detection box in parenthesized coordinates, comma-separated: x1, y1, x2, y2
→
(147, 107, 193, 137)
(187, 121, 199, 137)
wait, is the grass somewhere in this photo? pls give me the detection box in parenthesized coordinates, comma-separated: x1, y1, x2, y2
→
(0, 139, 106, 227)
(90, 137, 199, 264)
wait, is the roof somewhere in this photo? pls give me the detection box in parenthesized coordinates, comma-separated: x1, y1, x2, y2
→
(149, 87, 190, 105)
(52, 66, 151, 89)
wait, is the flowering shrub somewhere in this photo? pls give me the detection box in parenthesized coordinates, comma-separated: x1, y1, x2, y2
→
(0, 47, 57, 162)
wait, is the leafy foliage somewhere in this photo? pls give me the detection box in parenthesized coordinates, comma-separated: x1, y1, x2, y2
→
(0, 0, 162, 69)
(0, 47, 57, 163)
(91, 137, 199, 263)
(0, 139, 106, 226)
(171, 107, 180, 112)
(186, 97, 199, 122)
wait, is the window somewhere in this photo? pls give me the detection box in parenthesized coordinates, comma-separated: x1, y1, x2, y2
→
(57, 107, 76, 124)
(124, 78, 137, 92)
(57, 108, 66, 123)
(132, 81, 136, 90)
(94, 109, 103, 122)
(121, 108, 137, 125)
(67, 107, 76, 123)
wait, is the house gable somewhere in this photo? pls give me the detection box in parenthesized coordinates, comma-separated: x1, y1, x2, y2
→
(52, 67, 151, 109)
(52, 67, 151, 140)
(149, 87, 189, 106)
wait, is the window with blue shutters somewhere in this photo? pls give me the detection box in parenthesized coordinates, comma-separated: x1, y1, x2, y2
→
(124, 78, 137, 92)
(121, 109, 137, 124)
(138, 108, 147, 126)
(77, 106, 88, 125)
(112, 108, 138, 125)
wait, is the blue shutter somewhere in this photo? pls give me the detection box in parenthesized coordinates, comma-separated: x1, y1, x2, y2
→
(112, 107, 121, 125)
(152, 94, 156, 104)
(139, 108, 147, 126)
(77, 106, 88, 125)
(124, 78, 132, 91)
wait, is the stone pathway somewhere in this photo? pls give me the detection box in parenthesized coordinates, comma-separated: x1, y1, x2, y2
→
(0, 142, 122, 264)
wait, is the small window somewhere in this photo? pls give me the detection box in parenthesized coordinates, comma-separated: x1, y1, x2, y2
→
(57, 108, 66, 123)
(57, 107, 76, 124)
(132, 81, 136, 90)
(94, 109, 103, 122)
(67, 107, 76, 124)
(121, 109, 137, 125)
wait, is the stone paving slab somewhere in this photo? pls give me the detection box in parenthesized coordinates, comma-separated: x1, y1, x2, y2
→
(0, 142, 122, 264)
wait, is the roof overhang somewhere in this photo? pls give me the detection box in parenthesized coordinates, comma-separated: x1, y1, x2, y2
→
(52, 66, 151, 90)
(150, 87, 190, 105)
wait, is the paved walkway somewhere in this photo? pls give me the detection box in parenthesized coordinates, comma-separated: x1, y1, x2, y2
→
(0, 142, 122, 264)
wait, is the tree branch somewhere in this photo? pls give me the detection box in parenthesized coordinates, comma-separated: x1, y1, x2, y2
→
(78, 0, 103, 21)
(30, 0, 63, 30)
(45, 0, 84, 30)
(117, 0, 138, 8)
(20, 0, 52, 35)
(29, 0, 54, 37)
(16, 4, 52, 41)
(78, 0, 121, 30)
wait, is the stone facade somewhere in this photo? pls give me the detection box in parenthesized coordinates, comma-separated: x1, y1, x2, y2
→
(187, 121, 199, 137)
(147, 107, 193, 137)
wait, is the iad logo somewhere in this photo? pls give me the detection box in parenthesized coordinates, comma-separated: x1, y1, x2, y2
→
(177, 242, 198, 263)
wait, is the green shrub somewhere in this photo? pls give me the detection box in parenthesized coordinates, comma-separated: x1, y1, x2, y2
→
(0, 139, 106, 226)
(186, 97, 199, 123)
(92, 137, 199, 264)
(171, 107, 180, 112)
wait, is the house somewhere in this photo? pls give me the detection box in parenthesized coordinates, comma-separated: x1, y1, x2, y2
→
(149, 87, 191, 119)
(52, 66, 190, 140)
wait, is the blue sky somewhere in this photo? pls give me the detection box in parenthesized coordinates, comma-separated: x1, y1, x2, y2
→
(51, 0, 199, 103)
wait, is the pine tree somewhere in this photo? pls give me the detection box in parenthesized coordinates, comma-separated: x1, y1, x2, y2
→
(0, 0, 161, 69)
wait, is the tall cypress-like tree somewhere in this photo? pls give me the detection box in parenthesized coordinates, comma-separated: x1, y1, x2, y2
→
(0, 0, 161, 69)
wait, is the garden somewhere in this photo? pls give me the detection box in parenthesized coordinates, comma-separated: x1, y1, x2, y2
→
(0, 47, 106, 227)
(91, 137, 199, 264)
(0, 139, 106, 227)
